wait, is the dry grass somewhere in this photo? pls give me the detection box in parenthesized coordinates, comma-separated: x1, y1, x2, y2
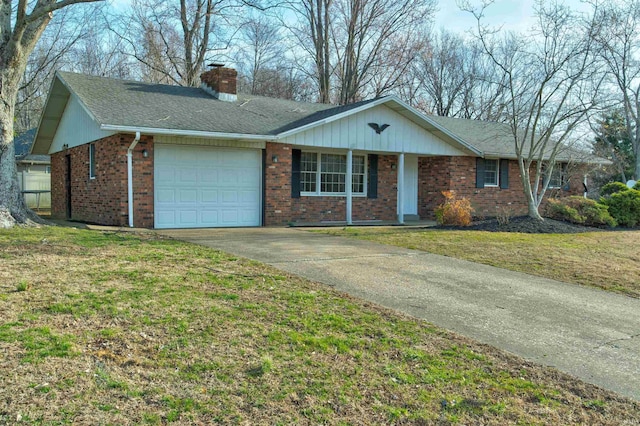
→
(1, 226, 639, 425)
(320, 228, 640, 298)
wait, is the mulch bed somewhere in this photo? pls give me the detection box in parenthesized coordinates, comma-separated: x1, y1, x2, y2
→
(437, 216, 605, 234)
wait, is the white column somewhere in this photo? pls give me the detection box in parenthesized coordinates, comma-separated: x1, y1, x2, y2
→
(346, 150, 353, 225)
(397, 153, 405, 224)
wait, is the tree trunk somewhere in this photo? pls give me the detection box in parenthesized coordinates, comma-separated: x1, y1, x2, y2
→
(0, 75, 43, 227)
(518, 159, 544, 221)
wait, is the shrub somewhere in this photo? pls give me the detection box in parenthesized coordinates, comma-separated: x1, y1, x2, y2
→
(544, 197, 617, 228)
(435, 191, 474, 226)
(600, 189, 640, 227)
(600, 181, 630, 197)
(634, 181, 640, 191)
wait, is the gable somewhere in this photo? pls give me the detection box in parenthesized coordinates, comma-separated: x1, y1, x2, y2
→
(278, 104, 469, 156)
(49, 93, 115, 154)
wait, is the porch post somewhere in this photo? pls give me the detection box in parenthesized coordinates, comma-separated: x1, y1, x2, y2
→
(346, 150, 353, 225)
(397, 153, 405, 224)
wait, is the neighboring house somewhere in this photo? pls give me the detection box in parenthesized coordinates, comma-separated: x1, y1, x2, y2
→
(14, 128, 51, 209)
(31, 67, 599, 229)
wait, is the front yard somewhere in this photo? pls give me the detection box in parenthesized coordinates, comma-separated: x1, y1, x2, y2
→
(319, 227, 640, 298)
(1, 226, 638, 424)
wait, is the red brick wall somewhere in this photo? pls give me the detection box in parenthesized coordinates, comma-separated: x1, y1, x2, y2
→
(419, 156, 585, 219)
(264, 143, 398, 225)
(264, 142, 294, 225)
(200, 68, 237, 95)
(50, 134, 154, 227)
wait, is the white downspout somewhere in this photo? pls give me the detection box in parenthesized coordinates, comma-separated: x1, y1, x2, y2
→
(127, 132, 141, 228)
(346, 150, 353, 225)
(397, 153, 405, 224)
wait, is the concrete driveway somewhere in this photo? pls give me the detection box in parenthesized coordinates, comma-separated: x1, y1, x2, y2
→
(158, 227, 640, 401)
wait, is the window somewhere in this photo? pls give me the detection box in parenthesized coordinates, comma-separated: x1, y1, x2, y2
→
(484, 159, 498, 186)
(89, 143, 96, 179)
(45, 166, 51, 174)
(301, 152, 366, 195)
(301, 152, 318, 192)
(547, 163, 566, 188)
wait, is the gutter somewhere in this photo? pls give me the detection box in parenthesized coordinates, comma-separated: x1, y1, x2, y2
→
(127, 131, 141, 228)
(101, 124, 275, 141)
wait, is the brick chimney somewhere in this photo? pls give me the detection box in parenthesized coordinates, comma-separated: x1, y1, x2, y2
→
(200, 63, 237, 102)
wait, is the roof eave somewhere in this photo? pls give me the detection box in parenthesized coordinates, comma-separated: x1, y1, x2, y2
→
(100, 124, 276, 141)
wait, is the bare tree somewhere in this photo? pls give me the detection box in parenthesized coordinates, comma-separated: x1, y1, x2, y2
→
(462, 0, 603, 220)
(285, 0, 333, 103)
(236, 16, 283, 95)
(285, 0, 434, 104)
(116, 0, 234, 86)
(0, 0, 104, 228)
(592, 0, 640, 180)
(15, 6, 130, 133)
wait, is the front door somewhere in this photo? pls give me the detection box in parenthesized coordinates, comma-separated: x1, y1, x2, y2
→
(403, 156, 418, 215)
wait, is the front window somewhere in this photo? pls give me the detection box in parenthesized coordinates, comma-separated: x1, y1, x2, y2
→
(302, 152, 366, 195)
(301, 152, 318, 192)
(484, 159, 498, 186)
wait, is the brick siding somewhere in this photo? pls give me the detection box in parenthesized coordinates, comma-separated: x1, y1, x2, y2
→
(264, 143, 398, 225)
(419, 156, 585, 219)
(51, 135, 587, 228)
(50, 134, 154, 227)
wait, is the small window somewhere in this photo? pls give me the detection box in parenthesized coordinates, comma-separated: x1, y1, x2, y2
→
(45, 166, 51, 174)
(89, 143, 96, 179)
(484, 159, 499, 186)
(547, 163, 566, 188)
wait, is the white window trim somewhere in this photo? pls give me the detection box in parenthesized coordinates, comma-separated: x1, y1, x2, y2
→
(484, 158, 499, 187)
(300, 150, 368, 197)
(89, 143, 96, 180)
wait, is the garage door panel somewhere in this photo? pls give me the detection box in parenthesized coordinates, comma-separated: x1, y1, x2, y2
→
(155, 145, 261, 228)
(200, 169, 218, 183)
(179, 189, 197, 203)
(240, 190, 259, 203)
(201, 190, 218, 203)
(200, 210, 219, 225)
(156, 189, 175, 203)
(179, 210, 198, 224)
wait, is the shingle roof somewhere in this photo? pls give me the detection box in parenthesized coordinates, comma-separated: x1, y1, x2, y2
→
(58, 72, 335, 135)
(14, 128, 36, 156)
(427, 115, 598, 163)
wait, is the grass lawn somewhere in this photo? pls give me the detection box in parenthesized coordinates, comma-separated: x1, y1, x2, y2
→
(1, 227, 638, 425)
(319, 227, 640, 298)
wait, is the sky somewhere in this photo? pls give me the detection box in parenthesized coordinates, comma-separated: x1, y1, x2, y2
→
(433, 0, 592, 34)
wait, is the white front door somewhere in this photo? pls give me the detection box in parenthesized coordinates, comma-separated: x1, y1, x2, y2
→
(154, 144, 262, 229)
(403, 155, 418, 215)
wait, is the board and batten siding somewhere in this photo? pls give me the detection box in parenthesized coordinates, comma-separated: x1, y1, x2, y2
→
(49, 93, 115, 154)
(279, 104, 467, 156)
(154, 135, 266, 150)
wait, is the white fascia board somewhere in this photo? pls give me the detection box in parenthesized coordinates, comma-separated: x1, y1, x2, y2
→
(100, 124, 276, 141)
(31, 75, 70, 155)
(275, 97, 393, 139)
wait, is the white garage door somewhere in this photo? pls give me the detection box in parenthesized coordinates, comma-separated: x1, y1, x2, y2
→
(154, 144, 261, 228)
